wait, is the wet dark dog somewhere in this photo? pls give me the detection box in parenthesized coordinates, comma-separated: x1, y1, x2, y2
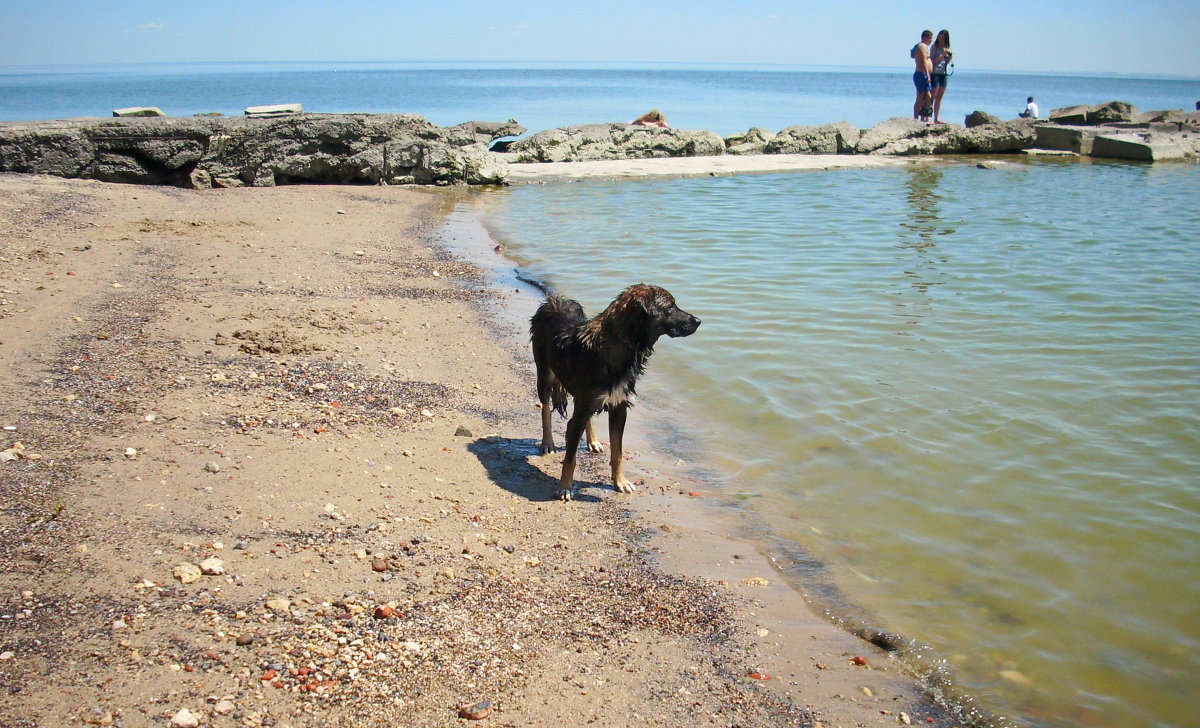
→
(530, 284, 700, 500)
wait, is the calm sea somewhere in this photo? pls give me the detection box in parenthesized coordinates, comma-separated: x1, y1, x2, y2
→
(480, 160, 1200, 728)
(0, 61, 1198, 134)
(4, 62, 1199, 727)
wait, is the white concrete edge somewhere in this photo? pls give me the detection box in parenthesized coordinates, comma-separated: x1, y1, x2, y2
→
(504, 153, 923, 183)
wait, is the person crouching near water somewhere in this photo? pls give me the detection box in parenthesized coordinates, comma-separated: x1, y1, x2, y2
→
(930, 29, 952, 124)
(630, 109, 669, 127)
(1019, 97, 1039, 119)
(911, 30, 933, 122)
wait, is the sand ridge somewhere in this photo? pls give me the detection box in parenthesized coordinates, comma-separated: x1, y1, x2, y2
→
(0, 173, 949, 727)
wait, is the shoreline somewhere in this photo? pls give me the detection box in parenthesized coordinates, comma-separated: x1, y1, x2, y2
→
(441, 195, 978, 722)
(0, 173, 954, 727)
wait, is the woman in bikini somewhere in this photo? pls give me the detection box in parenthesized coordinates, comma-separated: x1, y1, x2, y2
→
(930, 30, 953, 124)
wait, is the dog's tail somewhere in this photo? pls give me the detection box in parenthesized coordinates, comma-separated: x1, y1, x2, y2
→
(531, 296, 586, 417)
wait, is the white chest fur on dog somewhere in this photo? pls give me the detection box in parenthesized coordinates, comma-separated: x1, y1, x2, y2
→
(598, 374, 637, 411)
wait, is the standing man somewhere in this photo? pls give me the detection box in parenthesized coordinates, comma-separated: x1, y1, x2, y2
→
(912, 30, 934, 122)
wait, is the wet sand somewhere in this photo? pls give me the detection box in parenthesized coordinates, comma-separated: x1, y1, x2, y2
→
(0, 172, 948, 727)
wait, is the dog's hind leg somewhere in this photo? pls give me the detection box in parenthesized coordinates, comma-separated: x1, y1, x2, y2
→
(538, 399, 556, 454)
(585, 418, 605, 453)
(557, 404, 590, 500)
(535, 363, 557, 455)
(608, 404, 636, 493)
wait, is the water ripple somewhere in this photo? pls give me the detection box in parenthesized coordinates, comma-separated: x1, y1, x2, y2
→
(485, 160, 1200, 728)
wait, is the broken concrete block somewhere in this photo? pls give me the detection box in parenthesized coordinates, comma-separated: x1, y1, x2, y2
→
(1034, 125, 1097, 154)
(1091, 134, 1187, 162)
(1049, 105, 1092, 125)
(113, 106, 165, 117)
(244, 103, 303, 117)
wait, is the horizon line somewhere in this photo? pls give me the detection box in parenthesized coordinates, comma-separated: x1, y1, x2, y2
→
(1, 59, 1198, 83)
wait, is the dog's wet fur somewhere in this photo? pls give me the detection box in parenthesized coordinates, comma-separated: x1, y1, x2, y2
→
(530, 284, 700, 500)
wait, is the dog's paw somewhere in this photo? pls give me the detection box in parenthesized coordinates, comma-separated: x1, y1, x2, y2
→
(556, 487, 574, 501)
(614, 479, 637, 494)
(586, 440, 606, 453)
(538, 441, 558, 455)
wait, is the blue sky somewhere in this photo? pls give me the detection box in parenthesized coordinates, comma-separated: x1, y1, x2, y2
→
(1, 0, 1197, 77)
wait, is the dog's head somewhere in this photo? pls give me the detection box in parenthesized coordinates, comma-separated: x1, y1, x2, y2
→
(622, 284, 701, 340)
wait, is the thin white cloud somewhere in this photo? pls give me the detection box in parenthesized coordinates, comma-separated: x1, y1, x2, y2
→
(135, 22, 166, 31)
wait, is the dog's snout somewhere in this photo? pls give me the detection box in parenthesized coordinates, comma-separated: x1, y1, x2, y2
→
(668, 312, 701, 337)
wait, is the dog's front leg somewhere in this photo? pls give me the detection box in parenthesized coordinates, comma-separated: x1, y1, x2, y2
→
(557, 404, 590, 501)
(608, 404, 636, 493)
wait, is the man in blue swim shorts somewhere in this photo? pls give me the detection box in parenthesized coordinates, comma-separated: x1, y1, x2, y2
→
(912, 29, 933, 122)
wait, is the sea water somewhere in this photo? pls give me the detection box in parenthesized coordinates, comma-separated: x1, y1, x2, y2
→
(1, 61, 1198, 134)
(481, 159, 1200, 728)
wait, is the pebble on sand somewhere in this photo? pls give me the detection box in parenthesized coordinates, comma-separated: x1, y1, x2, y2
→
(198, 557, 225, 575)
(213, 699, 235, 715)
(172, 563, 202, 584)
(458, 700, 492, 720)
(83, 709, 114, 726)
(170, 708, 200, 728)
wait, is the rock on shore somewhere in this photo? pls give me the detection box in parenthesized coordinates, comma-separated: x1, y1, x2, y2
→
(504, 123, 725, 162)
(0, 114, 525, 188)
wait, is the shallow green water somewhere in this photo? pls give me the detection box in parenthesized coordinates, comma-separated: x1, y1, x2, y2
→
(482, 158, 1200, 728)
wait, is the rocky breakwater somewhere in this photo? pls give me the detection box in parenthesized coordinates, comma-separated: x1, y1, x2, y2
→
(758, 117, 1036, 156)
(1033, 100, 1200, 161)
(504, 123, 726, 162)
(0, 114, 525, 187)
(506, 117, 1038, 163)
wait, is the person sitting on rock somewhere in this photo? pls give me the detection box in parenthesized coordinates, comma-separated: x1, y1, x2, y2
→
(1019, 97, 1039, 119)
(630, 109, 669, 128)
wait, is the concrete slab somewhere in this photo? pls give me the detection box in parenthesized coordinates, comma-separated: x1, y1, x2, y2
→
(504, 153, 917, 183)
(244, 103, 303, 117)
(1091, 134, 1188, 162)
(1034, 125, 1097, 154)
(113, 107, 165, 117)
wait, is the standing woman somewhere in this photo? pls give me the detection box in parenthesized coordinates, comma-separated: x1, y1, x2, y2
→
(930, 30, 953, 124)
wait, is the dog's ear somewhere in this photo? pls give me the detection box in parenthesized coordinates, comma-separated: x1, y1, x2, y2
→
(628, 284, 672, 318)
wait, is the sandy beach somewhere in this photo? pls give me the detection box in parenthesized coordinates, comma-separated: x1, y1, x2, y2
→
(0, 172, 949, 728)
